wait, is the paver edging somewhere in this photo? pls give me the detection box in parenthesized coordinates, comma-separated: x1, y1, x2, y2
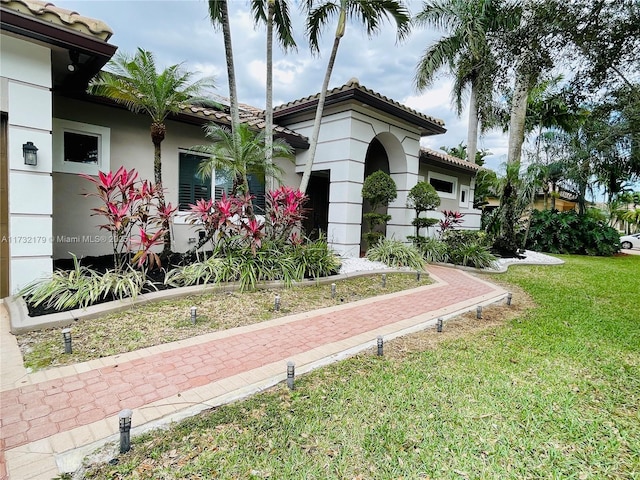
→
(6, 268, 422, 334)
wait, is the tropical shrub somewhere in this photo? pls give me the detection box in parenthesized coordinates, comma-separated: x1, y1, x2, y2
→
(289, 236, 342, 280)
(361, 171, 397, 246)
(366, 238, 425, 270)
(19, 254, 153, 311)
(526, 210, 619, 256)
(439, 210, 465, 234)
(187, 186, 307, 255)
(80, 166, 176, 271)
(411, 236, 448, 263)
(446, 241, 497, 269)
(407, 181, 440, 238)
(165, 237, 340, 291)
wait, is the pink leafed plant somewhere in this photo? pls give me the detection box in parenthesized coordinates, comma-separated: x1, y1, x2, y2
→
(81, 167, 174, 272)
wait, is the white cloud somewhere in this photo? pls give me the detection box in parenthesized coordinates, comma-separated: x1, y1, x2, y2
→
(54, 0, 511, 169)
(403, 83, 453, 113)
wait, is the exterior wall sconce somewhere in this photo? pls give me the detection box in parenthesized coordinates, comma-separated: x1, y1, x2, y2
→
(23, 141, 38, 166)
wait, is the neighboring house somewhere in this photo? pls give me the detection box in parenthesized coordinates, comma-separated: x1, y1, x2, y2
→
(484, 186, 578, 213)
(0, 0, 482, 295)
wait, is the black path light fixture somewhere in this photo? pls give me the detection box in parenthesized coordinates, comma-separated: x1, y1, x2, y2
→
(118, 409, 133, 453)
(22, 141, 38, 166)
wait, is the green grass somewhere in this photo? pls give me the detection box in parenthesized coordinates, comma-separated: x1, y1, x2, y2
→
(82, 255, 640, 479)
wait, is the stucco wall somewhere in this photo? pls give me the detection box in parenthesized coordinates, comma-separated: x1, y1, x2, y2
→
(52, 96, 304, 259)
(278, 102, 424, 256)
(418, 162, 481, 230)
(1, 33, 54, 293)
(53, 96, 218, 258)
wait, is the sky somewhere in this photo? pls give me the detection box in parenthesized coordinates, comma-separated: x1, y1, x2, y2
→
(56, 0, 510, 171)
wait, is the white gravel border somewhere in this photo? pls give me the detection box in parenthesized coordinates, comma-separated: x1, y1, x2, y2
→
(339, 250, 563, 275)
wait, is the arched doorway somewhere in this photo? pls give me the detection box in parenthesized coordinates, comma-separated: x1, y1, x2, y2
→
(360, 138, 391, 254)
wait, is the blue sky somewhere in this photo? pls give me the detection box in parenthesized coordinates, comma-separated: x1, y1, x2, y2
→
(57, 0, 511, 171)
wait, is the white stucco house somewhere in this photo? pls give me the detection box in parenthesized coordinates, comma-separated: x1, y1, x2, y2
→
(0, 0, 481, 296)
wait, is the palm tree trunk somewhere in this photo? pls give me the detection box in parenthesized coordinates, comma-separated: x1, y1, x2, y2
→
(507, 68, 530, 166)
(466, 82, 479, 164)
(151, 123, 171, 256)
(299, 9, 345, 194)
(221, 0, 240, 129)
(265, 0, 275, 192)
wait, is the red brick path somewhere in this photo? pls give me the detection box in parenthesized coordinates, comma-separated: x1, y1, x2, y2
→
(0, 266, 499, 476)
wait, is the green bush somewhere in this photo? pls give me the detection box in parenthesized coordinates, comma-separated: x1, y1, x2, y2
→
(165, 238, 341, 291)
(362, 171, 397, 248)
(407, 181, 440, 213)
(441, 230, 496, 268)
(361, 171, 397, 210)
(447, 241, 497, 269)
(407, 181, 440, 238)
(526, 210, 619, 256)
(411, 236, 448, 263)
(19, 254, 152, 311)
(290, 237, 341, 280)
(366, 239, 425, 270)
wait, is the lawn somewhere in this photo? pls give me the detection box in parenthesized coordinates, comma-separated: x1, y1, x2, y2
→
(80, 255, 640, 479)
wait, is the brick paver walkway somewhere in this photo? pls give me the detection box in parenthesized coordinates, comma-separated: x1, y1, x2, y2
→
(0, 265, 507, 479)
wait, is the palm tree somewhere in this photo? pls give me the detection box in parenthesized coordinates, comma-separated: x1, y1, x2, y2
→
(89, 48, 215, 254)
(414, 0, 512, 165)
(209, 1, 241, 132)
(194, 122, 294, 200)
(251, 0, 296, 192)
(298, 0, 411, 193)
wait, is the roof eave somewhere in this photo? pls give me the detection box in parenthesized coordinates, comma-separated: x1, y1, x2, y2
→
(421, 154, 480, 174)
(1, 7, 117, 59)
(274, 88, 446, 137)
(174, 110, 310, 149)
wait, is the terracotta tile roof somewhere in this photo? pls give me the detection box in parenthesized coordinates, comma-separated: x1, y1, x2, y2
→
(1, 0, 113, 40)
(179, 103, 309, 149)
(420, 147, 481, 172)
(274, 78, 445, 133)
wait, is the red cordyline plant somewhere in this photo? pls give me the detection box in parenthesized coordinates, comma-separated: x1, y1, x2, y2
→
(187, 186, 307, 256)
(266, 186, 307, 244)
(439, 210, 465, 235)
(80, 166, 175, 272)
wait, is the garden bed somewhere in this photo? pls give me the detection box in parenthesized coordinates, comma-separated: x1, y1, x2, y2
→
(13, 272, 431, 371)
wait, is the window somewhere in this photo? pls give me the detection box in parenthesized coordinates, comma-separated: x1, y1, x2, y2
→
(459, 185, 470, 208)
(178, 151, 211, 210)
(53, 119, 110, 174)
(427, 171, 457, 199)
(63, 132, 98, 164)
(178, 151, 266, 213)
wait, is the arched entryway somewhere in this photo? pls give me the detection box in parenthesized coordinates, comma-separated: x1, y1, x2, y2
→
(359, 133, 408, 255)
(360, 138, 390, 254)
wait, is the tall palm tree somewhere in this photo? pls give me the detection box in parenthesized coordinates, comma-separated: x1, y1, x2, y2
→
(251, 0, 296, 192)
(414, 0, 504, 165)
(209, 1, 241, 132)
(414, 0, 520, 165)
(89, 48, 215, 254)
(298, 0, 411, 193)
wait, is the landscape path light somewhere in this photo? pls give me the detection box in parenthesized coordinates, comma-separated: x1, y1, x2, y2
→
(61, 328, 72, 354)
(119, 409, 133, 453)
(286, 361, 295, 390)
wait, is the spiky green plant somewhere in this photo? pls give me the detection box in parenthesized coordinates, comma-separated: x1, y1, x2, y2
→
(366, 239, 425, 270)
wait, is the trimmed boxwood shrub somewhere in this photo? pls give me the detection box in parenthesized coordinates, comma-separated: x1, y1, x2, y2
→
(526, 210, 620, 256)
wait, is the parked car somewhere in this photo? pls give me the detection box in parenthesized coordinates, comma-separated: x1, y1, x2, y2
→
(620, 233, 640, 250)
